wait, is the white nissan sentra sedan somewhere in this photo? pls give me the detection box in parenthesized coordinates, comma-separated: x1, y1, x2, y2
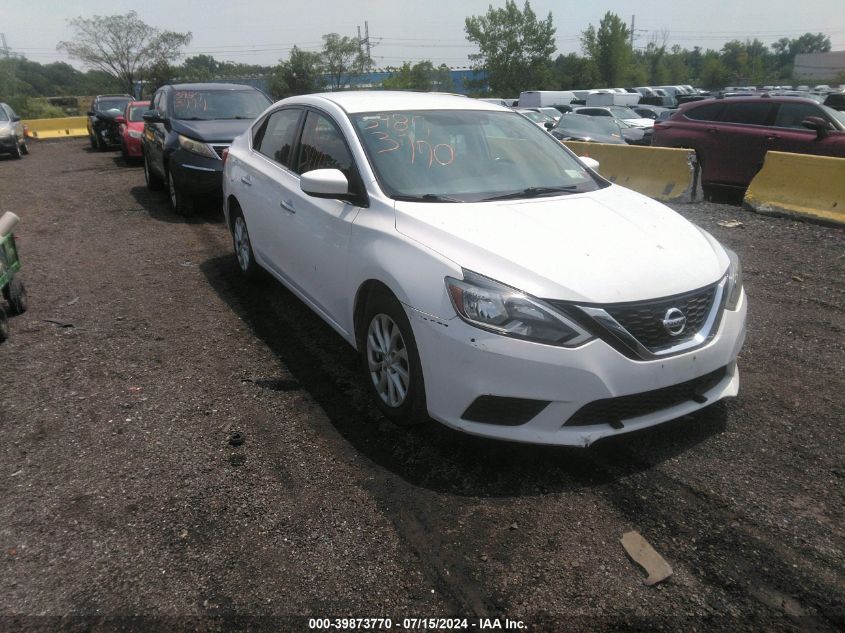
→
(222, 92, 746, 447)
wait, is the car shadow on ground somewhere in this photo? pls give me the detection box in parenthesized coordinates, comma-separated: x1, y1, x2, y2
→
(129, 185, 224, 225)
(200, 253, 728, 497)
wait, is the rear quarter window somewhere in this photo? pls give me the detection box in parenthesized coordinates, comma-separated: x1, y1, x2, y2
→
(684, 103, 724, 121)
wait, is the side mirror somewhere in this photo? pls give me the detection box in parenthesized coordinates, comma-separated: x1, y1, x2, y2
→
(801, 116, 832, 138)
(580, 156, 600, 171)
(142, 111, 163, 124)
(544, 121, 555, 130)
(87, 110, 95, 117)
(301, 168, 349, 199)
(115, 115, 126, 124)
(10, 115, 20, 122)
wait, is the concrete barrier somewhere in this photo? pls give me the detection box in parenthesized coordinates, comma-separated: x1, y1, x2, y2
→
(743, 151, 845, 226)
(23, 116, 88, 139)
(562, 141, 697, 202)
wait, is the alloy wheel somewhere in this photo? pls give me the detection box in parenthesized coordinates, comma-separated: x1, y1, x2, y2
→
(233, 216, 251, 272)
(366, 314, 410, 408)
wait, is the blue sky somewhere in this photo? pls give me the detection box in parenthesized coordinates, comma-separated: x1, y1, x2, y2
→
(4, 0, 845, 69)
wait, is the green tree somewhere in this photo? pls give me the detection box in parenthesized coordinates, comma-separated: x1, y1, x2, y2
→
(57, 11, 191, 95)
(381, 61, 454, 92)
(321, 33, 372, 90)
(180, 54, 220, 81)
(581, 12, 633, 87)
(552, 53, 600, 89)
(699, 51, 731, 89)
(268, 46, 325, 98)
(465, 0, 556, 95)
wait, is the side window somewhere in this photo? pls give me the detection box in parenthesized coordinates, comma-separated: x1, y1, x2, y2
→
(5, 105, 17, 119)
(720, 102, 773, 126)
(773, 103, 822, 129)
(159, 91, 168, 117)
(684, 103, 723, 121)
(152, 92, 162, 116)
(295, 111, 354, 176)
(255, 108, 301, 167)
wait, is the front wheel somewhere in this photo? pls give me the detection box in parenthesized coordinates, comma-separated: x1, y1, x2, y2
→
(0, 310, 8, 343)
(360, 291, 427, 426)
(168, 169, 193, 216)
(143, 151, 164, 191)
(20, 140, 28, 155)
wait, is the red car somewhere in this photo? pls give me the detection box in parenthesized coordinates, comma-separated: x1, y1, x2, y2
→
(116, 100, 150, 161)
(652, 96, 845, 190)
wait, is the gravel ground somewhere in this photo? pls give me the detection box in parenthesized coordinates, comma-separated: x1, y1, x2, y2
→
(0, 139, 843, 633)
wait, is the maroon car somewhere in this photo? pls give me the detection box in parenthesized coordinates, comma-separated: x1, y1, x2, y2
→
(652, 96, 845, 189)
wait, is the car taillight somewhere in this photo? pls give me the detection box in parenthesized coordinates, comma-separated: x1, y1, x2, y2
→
(221, 147, 229, 167)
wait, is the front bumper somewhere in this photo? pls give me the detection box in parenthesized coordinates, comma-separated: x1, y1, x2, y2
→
(123, 133, 144, 157)
(408, 290, 746, 446)
(170, 149, 223, 197)
(0, 135, 19, 152)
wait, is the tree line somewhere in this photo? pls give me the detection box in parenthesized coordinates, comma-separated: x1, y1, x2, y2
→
(0, 4, 838, 118)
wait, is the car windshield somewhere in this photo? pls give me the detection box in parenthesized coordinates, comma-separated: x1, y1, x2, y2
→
(351, 109, 605, 202)
(822, 104, 845, 128)
(171, 90, 272, 121)
(0, 109, 8, 122)
(608, 106, 640, 119)
(128, 106, 148, 122)
(556, 114, 621, 136)
(518, 110, 549, 123)
(97, 99, 130, 113)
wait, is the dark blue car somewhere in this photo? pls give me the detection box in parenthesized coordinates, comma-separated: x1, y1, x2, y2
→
(142, 83, 272, 215)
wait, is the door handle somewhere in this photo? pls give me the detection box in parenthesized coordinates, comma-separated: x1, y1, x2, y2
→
(280, 199, 295, 213)
(766, 135, 780, 140)
(706, 128, 718, 134)
(240, 176, 252, 186)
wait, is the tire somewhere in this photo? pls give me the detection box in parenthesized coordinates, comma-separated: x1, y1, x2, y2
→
(96, 131, 106, 151)
(168, 168, 193, 216)
(230, 209, 260, 278)
(121, 142, 128, 161)
(5, 278, 27, 315)
(143, 151, 164, 191)
(0, 310, 8, 343)
(20, 140, 28, 155)
(359, 290, 427, 426)
(12, 140, 22, 159)
(89, 134, 97, 149)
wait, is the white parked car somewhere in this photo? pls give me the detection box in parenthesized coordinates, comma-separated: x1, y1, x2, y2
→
(222, 92, 746, 446)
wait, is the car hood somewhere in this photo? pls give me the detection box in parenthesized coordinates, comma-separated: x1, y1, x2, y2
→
(622, 117, 656, 128)
(394, 185, 727, 304)
(171, 118, 253, 143)
(557, 131, 624, 144)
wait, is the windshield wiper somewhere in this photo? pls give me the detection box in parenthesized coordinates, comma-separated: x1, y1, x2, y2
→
(482, 185, 582, 201)
(392, 193, 463, 203)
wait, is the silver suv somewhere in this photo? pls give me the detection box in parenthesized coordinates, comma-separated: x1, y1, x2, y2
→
(0, 103, 28, 159)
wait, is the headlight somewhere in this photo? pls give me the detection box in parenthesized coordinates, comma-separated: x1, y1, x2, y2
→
(445, 270, 593, 347)
(0, 128, 12, 139)
(128, 129, 143, 139)
(178, 134, 217, 159)
(724, 248, 743, 310)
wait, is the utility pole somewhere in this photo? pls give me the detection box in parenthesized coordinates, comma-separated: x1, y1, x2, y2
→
(364, 21, 371, 60)
(629, 15, 635, 48)
(0, 33, 10, 58)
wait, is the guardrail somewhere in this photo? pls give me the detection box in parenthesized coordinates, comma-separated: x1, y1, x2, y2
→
(743, 151, 845, 227)
(562, 141, 698, 203)
(23, 116, 88, 139)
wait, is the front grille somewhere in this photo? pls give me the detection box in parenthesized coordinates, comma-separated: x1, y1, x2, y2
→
(462, 395, 550, 426)
(604, 285, 717, 350)
(211, 144, 230, 159)
(564, 365, 727, 427)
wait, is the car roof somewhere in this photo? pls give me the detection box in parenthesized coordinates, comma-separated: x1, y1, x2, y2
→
(286, 91, 503, 114)
(681, 95, 821, 111)
(163, 83, 262, 91)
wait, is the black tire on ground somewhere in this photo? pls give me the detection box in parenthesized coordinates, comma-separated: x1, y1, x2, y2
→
(6, 278, 27, 315)
(0, 310, 8, 343)
(230, 208, 260, 279)
(96, 132, 106, 151)
(168, 169, 193, 216)
(89, 135, 97, 149)
(20, 140, 28, 155)
(359, 289, 428, 426)
(121, 142, 128, 161)
(12, 140, 22, 159)
(143, 151, 164, 191)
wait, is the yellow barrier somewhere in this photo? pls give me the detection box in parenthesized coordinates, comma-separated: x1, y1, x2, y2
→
(743, 151, 845, 226)
(23, 116, 88, 139)
(562, 141, 696, 202)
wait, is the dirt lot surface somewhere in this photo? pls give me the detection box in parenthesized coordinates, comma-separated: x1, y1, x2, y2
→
(0, 139, 843, 632)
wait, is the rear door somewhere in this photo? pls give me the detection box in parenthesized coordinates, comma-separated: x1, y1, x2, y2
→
(236, 107, 304, 273)
(707, 101, 775, 186)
